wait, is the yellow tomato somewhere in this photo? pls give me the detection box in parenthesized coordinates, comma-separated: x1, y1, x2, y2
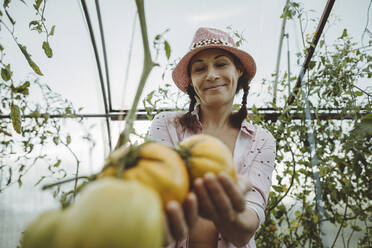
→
(21, 209, 62, 248)
(98, 142, 190, 204)
(179, 134, 237, 181)
(54, 178, 164, 248)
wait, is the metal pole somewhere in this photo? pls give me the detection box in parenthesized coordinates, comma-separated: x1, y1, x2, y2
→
(95, 0, 113, 112)
(119, 10, 138, 125)
(286, 33, 291, 96)
(301, 72, 329, 248)
(80, 0, 112, 150)
(0, 108, 367, 121)
(287, 0, 336, 105)
(273, 0, 290, 104)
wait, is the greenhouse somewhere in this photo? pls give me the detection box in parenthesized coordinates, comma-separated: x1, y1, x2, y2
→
(0, 0, 371, 247)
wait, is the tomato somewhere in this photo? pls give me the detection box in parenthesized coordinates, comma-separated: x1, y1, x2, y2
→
(178, 134, 237, 181)
(54, 178, 164, 248)
(21, 209, 62, 248)
(98, 142, 190, 204)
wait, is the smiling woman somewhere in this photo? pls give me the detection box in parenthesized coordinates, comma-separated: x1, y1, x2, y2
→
(189, 49, 242, 107)
(148, 27, 276, 248)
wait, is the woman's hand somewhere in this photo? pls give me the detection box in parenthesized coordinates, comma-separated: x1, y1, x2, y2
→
(163, 192, 198, 246)
(193, 172, 257, 246)
(194, 172, 252, 223)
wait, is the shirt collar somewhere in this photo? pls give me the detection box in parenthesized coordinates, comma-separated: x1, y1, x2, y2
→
(191, 104, 255, 136)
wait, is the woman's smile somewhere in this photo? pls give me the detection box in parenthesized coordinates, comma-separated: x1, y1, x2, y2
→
(204, 84, 226, 91)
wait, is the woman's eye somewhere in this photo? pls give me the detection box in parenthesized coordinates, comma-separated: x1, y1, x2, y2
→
(194, 67, 205, 72)
(216, 63, 227, 68)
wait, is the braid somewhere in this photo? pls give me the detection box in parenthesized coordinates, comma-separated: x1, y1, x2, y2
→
(187, 85, 197, 113)
(242, 84, 249, 106)
(230, 74, 250, 129)
(178, 85, 200, 131)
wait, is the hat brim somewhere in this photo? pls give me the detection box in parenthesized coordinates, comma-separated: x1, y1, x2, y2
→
(172, 44, 256, 93)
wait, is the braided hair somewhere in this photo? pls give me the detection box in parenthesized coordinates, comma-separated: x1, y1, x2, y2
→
(229, 71, 250, 129)
(178, 84, 200, 131)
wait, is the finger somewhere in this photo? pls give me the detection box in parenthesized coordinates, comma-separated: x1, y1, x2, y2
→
(184, 192, 198, 229)
(218, 172, 246, 212)
(203, 173, 236, 222)
(163, 215, 175, 246)
(194, 177, 218, 221)
(165, 201, 188, 240)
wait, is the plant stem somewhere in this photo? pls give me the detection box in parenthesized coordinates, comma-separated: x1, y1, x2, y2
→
(42, 175, 95, 190)
(118, 0, 158, 148)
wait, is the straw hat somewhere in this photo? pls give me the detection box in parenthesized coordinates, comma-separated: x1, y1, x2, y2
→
(172, 27, 256, 93)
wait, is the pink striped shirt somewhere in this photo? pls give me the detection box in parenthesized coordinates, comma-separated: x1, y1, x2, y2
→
(148, 107, 276, 248)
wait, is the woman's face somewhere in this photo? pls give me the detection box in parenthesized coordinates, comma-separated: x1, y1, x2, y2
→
(189, 48, 242, 107)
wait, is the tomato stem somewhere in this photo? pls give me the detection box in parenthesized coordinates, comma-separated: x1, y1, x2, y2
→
(117, 0, 158, 148)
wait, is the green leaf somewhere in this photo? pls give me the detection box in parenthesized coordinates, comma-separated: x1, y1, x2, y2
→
(49, 25, 56, 36)
(320, 40, 324, 48)
(0, 44, 3, 51)
(10, 104, 22, 134)
(5, 9, 15, 25)
(17, 44, 43, 75)
(43, 113, 49, 121)
(354, 91, 363, 96)
(29, 20, 39, 29)
(339, 29, 348, 39)
(3, 0, 11, 8)
(42, 41, 53, 58)
(34, 176, 46, 186)
(164, 40, 171, 59)
(53, 160, 61, 167)
(351, 225, 362, 231)
(308, 61, 316, 70)
(146, 91, 154, 103)
(272, 185, 283, 192)
(1, 64, 12, 81)
(66, 135, 71, 145)
(31, 110, 41, 118)
(12, 81, 30, 95)
(34, 0, 43, 10)
(18, 178, 23, 187)
(6, 167, 12, 186)
(53, 136, 59, 145)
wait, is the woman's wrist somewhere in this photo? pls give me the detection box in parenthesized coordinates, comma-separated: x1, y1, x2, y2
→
(215, 208, 259, 246)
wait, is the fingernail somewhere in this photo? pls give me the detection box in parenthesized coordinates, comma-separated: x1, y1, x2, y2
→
(167, 200, 179, 209)
(204, 172, 215, 179)
(194, 178, 203, 186)
(188, 192, 196, 200)
(219, 171, 228, 178)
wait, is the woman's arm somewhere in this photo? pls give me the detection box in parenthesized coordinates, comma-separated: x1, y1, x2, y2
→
(194, 129, 276, 247)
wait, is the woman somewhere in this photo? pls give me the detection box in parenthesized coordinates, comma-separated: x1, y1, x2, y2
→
(149, 27, 276, 248)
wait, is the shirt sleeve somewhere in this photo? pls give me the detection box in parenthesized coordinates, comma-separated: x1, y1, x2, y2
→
(245, 129, 276, 225)
(148, 112, 177, 147)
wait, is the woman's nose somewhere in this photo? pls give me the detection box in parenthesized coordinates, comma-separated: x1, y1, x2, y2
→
(206, 68, 219, 81)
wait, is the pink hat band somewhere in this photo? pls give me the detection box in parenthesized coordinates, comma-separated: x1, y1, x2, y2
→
(172, 27, 256, 93)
